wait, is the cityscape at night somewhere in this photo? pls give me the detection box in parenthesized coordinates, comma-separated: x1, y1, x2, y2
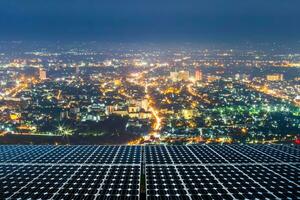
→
(0, 0, 300, 199)
(0, 42, 299, 145)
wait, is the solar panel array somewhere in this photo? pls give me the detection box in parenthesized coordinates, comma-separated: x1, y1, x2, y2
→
(0, 144, 300, 200)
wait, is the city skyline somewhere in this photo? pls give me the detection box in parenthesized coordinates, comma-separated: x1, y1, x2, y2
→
(0, 42, 299, 145)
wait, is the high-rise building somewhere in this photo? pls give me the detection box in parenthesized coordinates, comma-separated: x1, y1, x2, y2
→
(195, 70, 202, 81)
(39, 68, 47, 80)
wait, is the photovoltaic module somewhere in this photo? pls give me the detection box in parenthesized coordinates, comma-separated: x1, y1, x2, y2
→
(0, 145, 299, 199)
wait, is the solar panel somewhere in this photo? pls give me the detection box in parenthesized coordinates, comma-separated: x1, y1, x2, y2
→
(0, 144, 299, 200)
(146, 166, 188, 200)
(207, 145, 253, 163)
(267, 144, 300, 157)
(177, 165, 233, 200)
(237, 165, 300, 199)
(207, 165, 275, 199)
(248, 145, 300, 163)
(229, 145, 280, 163)
(188, 145, 227, 164)
(145, 146, 172, 164)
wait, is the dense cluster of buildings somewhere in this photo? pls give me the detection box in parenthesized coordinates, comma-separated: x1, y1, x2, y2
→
(0, 43, 299, 144)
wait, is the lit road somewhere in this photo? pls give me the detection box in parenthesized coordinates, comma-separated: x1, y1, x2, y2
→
(186, 83, 211, 104)
(5, 83, 28, 98)
(145, 83, 162, 137)
(244, 82, 298, 106)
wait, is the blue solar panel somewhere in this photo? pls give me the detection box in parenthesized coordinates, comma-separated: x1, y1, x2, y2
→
(0, 144, 299, 199)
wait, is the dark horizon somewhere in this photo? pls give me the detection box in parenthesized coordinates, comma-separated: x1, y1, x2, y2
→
(0, 0, 299, 43)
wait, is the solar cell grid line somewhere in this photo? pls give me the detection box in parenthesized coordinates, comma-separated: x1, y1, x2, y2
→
(50, 145, 101, 200)
(0, 165, 21, 179)
(201, 165, 235, 200)
(206, 165, 276, 200)
(145, 145, 172, 164)
(0, 145, 35, 151)
(59, 165, 109, 200)
(266, 144, 300, 158)
(188, 145, 278, 199)
(228, 145, 280, 163)
(34, 145, 81, 164)
(114, 146, 142, 164)
(258, 144, 300, 162)
(205, 145, 279, 199)
(4, 146, 90, 199)
(0, 145, 34, 154)
(164, 145, 192, 200)
(0, 145, 14, 153)
(6, 145, 57, 163)
(85, 145, 120, 164)
(4, 146, 84, 200)
(54, 145, 83, 163)
(0, 145, 60, 180)
(51, 147, 99, 199)
(263, 164, 300, 185)
(207, 145, 253, 164)
(227, 145, 300, 187)
(0, 145, 40, 163)
(145, 166, 189, 200)
(247, 145, 300, 163)
(0, 164, 35, 182)
(293, 164, 300, 171)
(274, 144, 300, 152)
(10, 165, 79, 200)
(0, 146, 62, 181)
(166, 146, 200, 164)
(58, 145, 99, 164)
(3, 165, 52, 199)
(245, 145, 297, 164)
(99, 165, 140, 200)
(93, 146, 121, 200)
(284, 145, 300, 154)
(237, 165, 300, 199)
(185, 145, 237, 200)
(188, 145, 227, 163)
(291, 145, 300, 150)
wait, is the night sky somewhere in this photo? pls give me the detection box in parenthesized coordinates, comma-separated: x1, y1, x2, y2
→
(0, 0, 299, 42)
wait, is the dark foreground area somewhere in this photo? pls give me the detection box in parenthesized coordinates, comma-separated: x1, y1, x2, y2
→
(0, 144, 299, 199)
(0, 134, 139, 145)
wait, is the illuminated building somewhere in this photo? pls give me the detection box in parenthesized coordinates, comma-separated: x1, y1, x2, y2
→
(106, 105, 115, 115)
(207, 75, 220, 83)
(10, 113, 21, 121)
(195, 70, 202, 81)
(128, 105, 140, 113)
(235, 73, 250, 81)
(129, 99, 149, 111)
(170, 71, 178, 82)
(39, 68, 47, 80)
(181, 109, 194, 119)
(103, 60, 112, 67)
(170, 71, 189, 82)
(266, 74, 283, 81)
(295, 96, 300, 105)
